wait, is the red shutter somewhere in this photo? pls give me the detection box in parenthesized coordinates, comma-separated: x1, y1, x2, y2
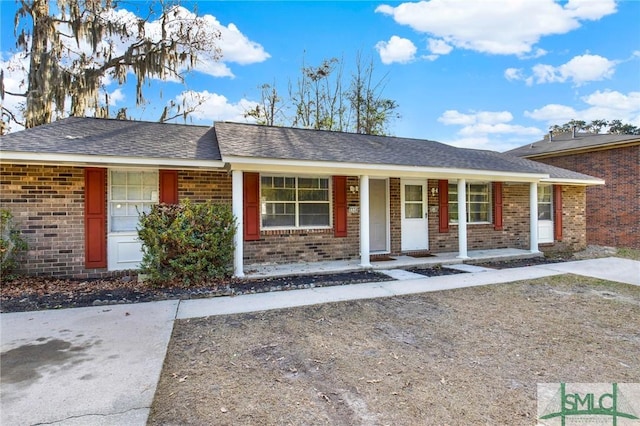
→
(438, 180, 449, 233)
(84, 168, 107, 268)
(333, 176, 348, 237)
(243, 172, 261, 241)
(493, 182, 503, 231)
(159, 170, 179, 204)
(553, 185, 563, 241)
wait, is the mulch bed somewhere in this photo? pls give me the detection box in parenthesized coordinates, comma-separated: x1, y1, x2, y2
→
(0, 256, 577, 314)
(0, 270, 396, 314)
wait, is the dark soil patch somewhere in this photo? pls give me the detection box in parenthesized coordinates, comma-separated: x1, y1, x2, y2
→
(471, 256, 570, 269)
(403, 265, 466, 276)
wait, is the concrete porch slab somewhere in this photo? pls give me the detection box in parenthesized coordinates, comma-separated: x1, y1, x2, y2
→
(243, 248, 539, 279)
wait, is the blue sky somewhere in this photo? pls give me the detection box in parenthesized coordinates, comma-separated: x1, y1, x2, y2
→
(1, 0, 639, 151)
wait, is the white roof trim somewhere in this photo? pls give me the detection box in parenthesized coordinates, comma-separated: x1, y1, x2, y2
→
(541, 177, 605, 186)
(1, 151, 225, 169)
(222, 155, 549, 182)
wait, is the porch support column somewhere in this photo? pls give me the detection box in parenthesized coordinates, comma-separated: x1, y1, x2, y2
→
(360, 175, 371, 267)
(232, 170, 245, 277)
(530, 181, 540, 253)
(457, 178, 469, 259)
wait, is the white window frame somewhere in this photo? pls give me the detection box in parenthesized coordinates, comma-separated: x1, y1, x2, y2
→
(449, 181, 493, 224)
(260, 175, 332, 230)
(108, 169, 159, 234)
(537, 184, 553, 221)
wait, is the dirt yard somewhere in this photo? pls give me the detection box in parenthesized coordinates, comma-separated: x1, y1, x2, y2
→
(148, 274, 640, 425)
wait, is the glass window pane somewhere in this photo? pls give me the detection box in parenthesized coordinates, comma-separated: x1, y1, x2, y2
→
(127, 186, 142, 200)
(538, 205, 552, 220)
(299, 203, 330, 226)
(128, 172, 142, 185)
(111, 171, 126, 185)
(405, 185, 422, 202)
(405, 203, 423, 219)
(111, 185, 127, 200)
(143, 172, 156, 185)
(299, 189, 328, 201)
(111, 202, 126, 216)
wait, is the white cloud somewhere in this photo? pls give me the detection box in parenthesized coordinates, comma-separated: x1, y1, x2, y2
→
(533, 54, 616, 85)
(376, 0, 616, 56)
(375, 36, 417, 64)
(506, 54, 617, 86)
(108, 88, 125, 106)
(427, 38, 453, 55)
(172, 90, 258, 123)
(504, 68, 524, 81)
(438, 109, 542, 150)
(525, 90, 640, 126)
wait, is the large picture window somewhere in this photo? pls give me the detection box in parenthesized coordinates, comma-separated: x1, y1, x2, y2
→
(449, 182, 492, 224)
(110, 170, 158, 232)
(261, 176, 330, 228)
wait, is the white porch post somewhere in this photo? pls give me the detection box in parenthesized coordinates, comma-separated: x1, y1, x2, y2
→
(360, 175, 371, 267)
(232, 170, 245, 277)
(457, 178, 469, 259)
(530, 181, 540, 253)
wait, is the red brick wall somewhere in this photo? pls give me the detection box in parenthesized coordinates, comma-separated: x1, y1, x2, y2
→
(178, 170, 232, 203)
(243, 176, 360, 264)
(1, 165, 590, 277)
(425, 181, 586, 253)
(531, 145, 639, 248)
(0, 164, 94, 277)
(0, 166, 234, 278)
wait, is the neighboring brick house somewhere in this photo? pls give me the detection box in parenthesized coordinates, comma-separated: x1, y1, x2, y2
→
(506, 132, 640, 249)
(1, 117, 603, 278)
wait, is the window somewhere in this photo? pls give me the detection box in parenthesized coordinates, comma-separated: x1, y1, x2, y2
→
(404, 184, 424, 218)
(448, 182, 492, 223)
(110, 170, 158, 232)
(538, 185, 552, 220)
(261, 176, 330, 228)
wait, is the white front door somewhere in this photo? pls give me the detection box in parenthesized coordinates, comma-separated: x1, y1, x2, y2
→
(401, 180, 428, 251)
(369, 179, 389, 252)
(538, 184, 554, 244)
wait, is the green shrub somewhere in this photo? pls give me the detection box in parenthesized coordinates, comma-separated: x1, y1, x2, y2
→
(137, 200, 236, 285)
(1, 209, 28, 279)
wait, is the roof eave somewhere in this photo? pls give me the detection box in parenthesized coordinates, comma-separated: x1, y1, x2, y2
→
(541, 177, 605, 186)
(1, 151, 225, 169)
(222, 155, 549, 182)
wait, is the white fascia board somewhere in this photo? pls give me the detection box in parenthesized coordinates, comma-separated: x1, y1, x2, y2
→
(541, 177, 605, 186)
(222, 156, 548, 182)
(0, 151, 225, 169)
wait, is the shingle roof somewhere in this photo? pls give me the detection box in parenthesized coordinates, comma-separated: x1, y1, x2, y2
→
(0, 116, 221, 161)
(505, 132, 640, 158)
(0, 117, 601, 183)
(214, 122, 599, 181)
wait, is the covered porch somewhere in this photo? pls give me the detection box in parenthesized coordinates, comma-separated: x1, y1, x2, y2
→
(243, 248, 542, 279)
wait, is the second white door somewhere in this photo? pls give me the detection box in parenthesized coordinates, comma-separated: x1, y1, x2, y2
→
(401, 180, 428, 251)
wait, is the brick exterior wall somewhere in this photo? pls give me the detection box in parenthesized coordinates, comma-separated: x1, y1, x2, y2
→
(243, 176, 360, 264)
(178, 170, 232, 204)
(425, 181, 586, 254)
(1, 165, 588, 277)
(0, 164, 91, 278)
(529, 145, 640, 249)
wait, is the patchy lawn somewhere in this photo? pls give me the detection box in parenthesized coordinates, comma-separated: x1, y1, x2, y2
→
(148, 275, 640, 425)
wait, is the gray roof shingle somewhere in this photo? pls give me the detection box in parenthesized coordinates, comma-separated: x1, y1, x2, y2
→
(1, 116, 221, 161)
(214, 122, 599, 181)
(505, 132, 640, 158)
(1, 117, 601, 183)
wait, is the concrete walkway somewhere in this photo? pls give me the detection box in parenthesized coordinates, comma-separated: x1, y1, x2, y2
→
(1, 257, 638, 425)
